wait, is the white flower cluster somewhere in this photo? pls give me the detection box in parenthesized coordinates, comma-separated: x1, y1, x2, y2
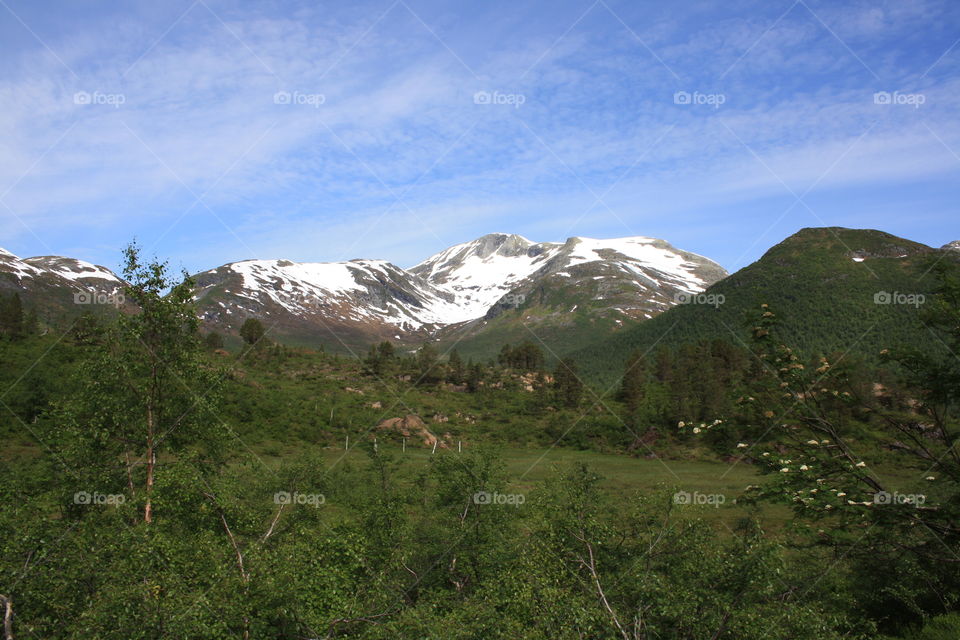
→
(678, 419, 722, 435)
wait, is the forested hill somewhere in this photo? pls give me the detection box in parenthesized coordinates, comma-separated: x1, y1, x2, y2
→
(573, 227, 957, 387)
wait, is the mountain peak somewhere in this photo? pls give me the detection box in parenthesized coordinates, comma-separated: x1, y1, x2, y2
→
(766, 227, 934, 262)
(463, 233, 535, 259)
(478, 232, 531, 242)
(406, 233, 727, 325)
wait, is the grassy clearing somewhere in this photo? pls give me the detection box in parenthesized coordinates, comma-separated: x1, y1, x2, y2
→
(250, 441, 790, 530)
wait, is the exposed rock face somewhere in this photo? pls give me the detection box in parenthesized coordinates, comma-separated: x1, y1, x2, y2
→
(411, 233, 727, 324)
(189, 233, 728, 351)
(375, 414, 449, 448)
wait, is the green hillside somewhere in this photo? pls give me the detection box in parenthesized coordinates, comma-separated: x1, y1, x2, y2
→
(572, 227, 956, 387)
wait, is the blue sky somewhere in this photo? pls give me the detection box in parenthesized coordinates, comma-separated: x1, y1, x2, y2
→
(0, 0, 958, 276)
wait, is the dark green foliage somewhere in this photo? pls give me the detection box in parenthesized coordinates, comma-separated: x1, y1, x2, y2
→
(888, 614, 960, 640)
(2, 237, 960, 638)
(574, 228, 958, 387)
(203, 330, 225, 350)
(364, 340, 396, 377)
(239, 317, 266, 345)
(0, 451, 862, 639)
(0, 292, 25, 340)
(69, 311, 105, 345)
(466, 360, 483, 392)
(619, 340, 751, 442)
(415, 342, 439, 384)
(48, 242, 227, 524)
(0, 334, 82, 437)
(708, 269, 960, 635)
(448, 348, 465, 384)
(497, 341, 545, 371)
(553, 357, 583, 408)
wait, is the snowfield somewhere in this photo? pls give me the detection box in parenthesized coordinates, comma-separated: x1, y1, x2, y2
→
(194, 233, 727, 331)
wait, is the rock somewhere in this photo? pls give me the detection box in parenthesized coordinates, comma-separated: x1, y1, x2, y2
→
(376, 414, 440, 447)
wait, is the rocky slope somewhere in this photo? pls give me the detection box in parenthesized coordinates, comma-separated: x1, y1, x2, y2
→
(0, 248, 125, 323)
(192, 258, 458, 349)
(192, 233, 727, 353)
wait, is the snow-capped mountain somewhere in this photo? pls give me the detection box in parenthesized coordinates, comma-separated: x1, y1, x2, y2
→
(0, 248, 125, 320)
(192, 258, 460, 349)
(191, 233, 728, 351)
(942, 240, 960, 253)
(411, 233, 726, 323)
(1, 248, 121, 285)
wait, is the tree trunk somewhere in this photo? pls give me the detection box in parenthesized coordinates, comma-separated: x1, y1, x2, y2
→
(145, 401, 155, 524)
(0, 594, 13, 640)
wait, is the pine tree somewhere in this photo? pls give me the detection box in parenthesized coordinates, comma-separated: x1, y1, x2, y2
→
(554, 358, 583, 408)
(0, 292, 24, 340)
(416, 342, 438, 383)
(365, 341, 395, 377)
(620, 350, 648, 413)
(497, 343, 512, 367)
(69, 312, 104, 346)
(449, 348, 465, 384)
(377, 340, 395, 361)
(466, 361, 483, 392)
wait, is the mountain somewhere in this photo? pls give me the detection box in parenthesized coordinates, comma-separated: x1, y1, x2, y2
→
(4, 228, 956, 372)
(416, 233, 727, 360)
(0, 248, 126, 323)
(411, 233, 726, 321)
(191, 233, 727, 354)
(192, 258, 460, 351)
(571, 227, 959, 387)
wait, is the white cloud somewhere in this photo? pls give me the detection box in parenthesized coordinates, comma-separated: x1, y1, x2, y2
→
(0, 0, 957, 272)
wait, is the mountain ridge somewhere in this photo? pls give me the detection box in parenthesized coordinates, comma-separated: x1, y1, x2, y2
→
(189, 233, 727, 351)
(0, 247, 127, 323)
(6, 227, 955, 367)
(570, 226, 960, 386)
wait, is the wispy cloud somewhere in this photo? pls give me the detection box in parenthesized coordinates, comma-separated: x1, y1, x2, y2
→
(0, 0, 957, 273)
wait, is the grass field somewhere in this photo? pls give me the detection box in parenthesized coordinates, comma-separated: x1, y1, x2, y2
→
(248, 440, 791, 530)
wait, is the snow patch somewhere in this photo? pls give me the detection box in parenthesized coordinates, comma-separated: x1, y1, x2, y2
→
(48, 260, 121, 282)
